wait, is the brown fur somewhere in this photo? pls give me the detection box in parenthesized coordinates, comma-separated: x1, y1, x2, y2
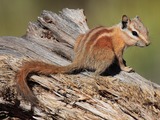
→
(16, 15, 150, 104)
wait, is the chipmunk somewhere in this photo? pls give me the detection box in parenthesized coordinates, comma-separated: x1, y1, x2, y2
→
(16, 15, 150, 104)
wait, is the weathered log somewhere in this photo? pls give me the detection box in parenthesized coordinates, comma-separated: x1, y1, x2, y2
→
(0, 8, 160, 120)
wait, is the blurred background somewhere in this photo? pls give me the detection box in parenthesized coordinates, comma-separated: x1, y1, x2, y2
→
(0, 0, 159, 84)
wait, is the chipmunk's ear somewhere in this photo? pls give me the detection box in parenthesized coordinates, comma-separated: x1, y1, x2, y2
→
(121, 15, 129, 29)
(135, 15, 141, 21)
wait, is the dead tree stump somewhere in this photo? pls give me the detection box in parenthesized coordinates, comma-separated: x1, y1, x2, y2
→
(0, 8, 160, 120)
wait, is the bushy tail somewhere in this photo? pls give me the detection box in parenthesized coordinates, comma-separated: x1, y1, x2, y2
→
(15, 61, 78, 104)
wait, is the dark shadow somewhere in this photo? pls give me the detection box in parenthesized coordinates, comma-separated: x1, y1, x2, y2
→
(0, 104, 35, 120)
(101, 58, 126, 76)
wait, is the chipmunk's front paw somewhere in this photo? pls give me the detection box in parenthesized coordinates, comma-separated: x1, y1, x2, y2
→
(121, 66, 134, 72)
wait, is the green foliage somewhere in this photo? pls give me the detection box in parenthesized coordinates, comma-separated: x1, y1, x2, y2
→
(0, 0, 159, 84)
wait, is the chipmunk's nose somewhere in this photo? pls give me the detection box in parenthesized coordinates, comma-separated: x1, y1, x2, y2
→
(146, 41, 151, 46)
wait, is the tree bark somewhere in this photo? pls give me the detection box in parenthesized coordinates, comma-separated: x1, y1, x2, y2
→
(0, 8, 160, 120)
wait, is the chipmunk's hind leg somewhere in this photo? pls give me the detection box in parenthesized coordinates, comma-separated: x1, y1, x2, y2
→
(94, 49, 115, 76)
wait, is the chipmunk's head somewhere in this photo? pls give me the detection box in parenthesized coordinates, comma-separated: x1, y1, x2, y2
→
(121, 15, 150, 47)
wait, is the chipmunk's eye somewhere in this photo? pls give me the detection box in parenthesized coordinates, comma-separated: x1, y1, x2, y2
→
(132, 31, 139, 37)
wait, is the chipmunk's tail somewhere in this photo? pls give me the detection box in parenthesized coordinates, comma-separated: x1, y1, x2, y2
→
(16, 61, 79, 104)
